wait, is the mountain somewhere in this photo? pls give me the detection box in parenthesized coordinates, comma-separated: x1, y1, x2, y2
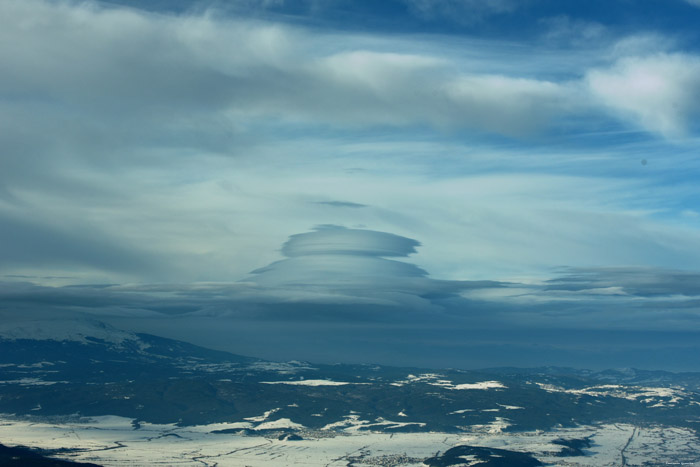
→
(1, 320, 699, 466)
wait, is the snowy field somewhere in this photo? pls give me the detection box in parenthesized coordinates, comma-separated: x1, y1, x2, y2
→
(1, 414, 699, 466)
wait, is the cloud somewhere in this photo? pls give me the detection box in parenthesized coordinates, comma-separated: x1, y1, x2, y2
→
(402, 0, 520, 23)
(280, 225, 419, 257)
(0, 0, 577, 143)
(5, 228, 700, 327)
(444, 74, 567, 135)
(0, 209, 162, 280)
(545, 267, 700, 297)
(1, 0, 700, 287)
(586, 53, 700, 138)
(315, 201, 368, 208)
(247, 226, 501, 307)
(0, 226, 505, 314)
(609, 34, 677, 57)
(457, 266, 700, 335)
(3, 263, 700, 370)
(1, 0, 700, 371)
(539, 15, 606, 45)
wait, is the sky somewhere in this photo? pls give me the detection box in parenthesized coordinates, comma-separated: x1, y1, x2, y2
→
(2, 0, 700, 370)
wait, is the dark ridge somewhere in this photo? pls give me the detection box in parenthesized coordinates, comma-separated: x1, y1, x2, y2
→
(424, 445, 543, 467)
(0, 443, 102, 466)
(552, 437, 594, 457)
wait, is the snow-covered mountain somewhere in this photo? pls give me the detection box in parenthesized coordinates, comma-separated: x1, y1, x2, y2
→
(0, 319, 142, 346)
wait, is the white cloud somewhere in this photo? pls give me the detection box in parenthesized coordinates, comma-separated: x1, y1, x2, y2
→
(280, 225, 419, 257)
(609, 34, 677, 58)
(1, 0, 700, 286)
(245, 226, 486, 307)
(586, 53, 700, 138)
(444, 74, 567, 135)
(0, 0, 576, 139)
(539, 15, 606, 45)
(402, 0, 519, 23)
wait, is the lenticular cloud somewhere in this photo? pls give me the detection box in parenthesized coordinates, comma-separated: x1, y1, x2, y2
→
(245, 226, 477, 307)
(281, 225, 420, 258)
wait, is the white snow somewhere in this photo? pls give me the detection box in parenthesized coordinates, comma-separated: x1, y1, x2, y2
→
(456, 454, 480, 466)
(248, 361, 317, 374)
(453, 381, 506, 390)
(467, 417, 512, 434)
(392, 373, 452, 387)
(449, 409, 474, 414)
(17, 362, 55, 368)
(0, 378, 66, 386)
(186, 421, 253, 432)
(260, 379, 354, 386)
(244, 408, 280, 422)
(0, 320, 147, 349)
(391, 374, 506, 391)
(321, 414, 366, 431)
(320, 414, 425, 433)
(255, 418, 304, 430)
(0, 415, 458, 466)
(534, 383, 686, 405)
(367, 417, 426, 430)
(0, 415, 698, 466)
(497, 404, 523, 410)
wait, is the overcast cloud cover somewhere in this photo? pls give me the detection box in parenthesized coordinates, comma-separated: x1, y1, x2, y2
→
(2, 0, 700, 369)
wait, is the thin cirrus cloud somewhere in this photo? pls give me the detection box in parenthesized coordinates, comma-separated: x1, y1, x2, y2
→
(401, 0, 520, 23)
(315, 201, 368, 208)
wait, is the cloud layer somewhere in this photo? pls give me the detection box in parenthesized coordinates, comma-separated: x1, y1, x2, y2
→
(243, 226, 504, 307)
(3, 255, 700, 369)
(2, 0, 700, 370)
(2, 0, 700, 285)
(587, 54, 700, 137)
(2, 0, 699, 147)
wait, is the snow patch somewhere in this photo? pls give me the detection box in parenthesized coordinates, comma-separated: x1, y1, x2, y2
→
(453, 381, 506, 390)
(261, 379, 358, 386)
(0, 320, 148, 349)
(1, 416, 698, 466)
(497, 404, 524, 410)
(248, 361, 316, 374)
(392, 374, 506, 390)
(534, 383, 686, 405)
(244, 408, 280, 422)
(0, 378, 66, 386)
(469, 417, 511, 434)
(256, 418, 304, 430)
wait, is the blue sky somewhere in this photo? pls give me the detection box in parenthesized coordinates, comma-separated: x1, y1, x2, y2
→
(2, 0, 700, 369)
